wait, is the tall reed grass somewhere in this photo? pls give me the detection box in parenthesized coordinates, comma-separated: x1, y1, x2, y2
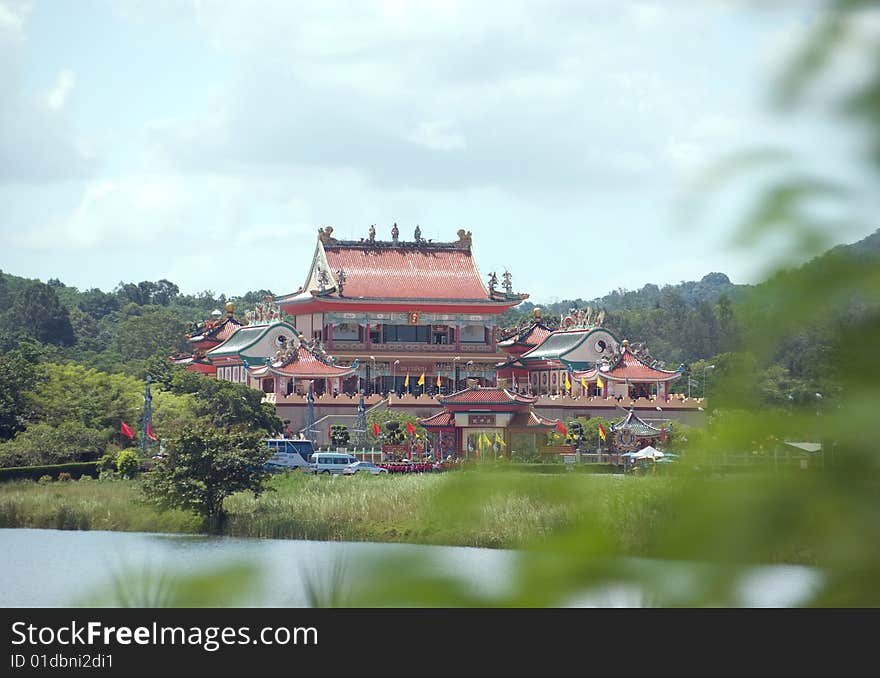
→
(0, 472, 676, 552)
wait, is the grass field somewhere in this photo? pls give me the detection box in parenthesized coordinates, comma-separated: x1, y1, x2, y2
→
(0, 471, 675, 552)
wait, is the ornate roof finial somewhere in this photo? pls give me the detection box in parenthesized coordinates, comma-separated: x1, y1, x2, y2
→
(488, 271, 498, 295)
(317, 226, 337, 246)
(414, 224, 422, 243)
(502, 270, 512, 294)
(336, 268, 346, 296)
(317, 266, 331, 293)
(225, 302, 235, 317)
(368, 224, 376, 243)
(391, 222, 399, 243)
(455, 229, 472, 248)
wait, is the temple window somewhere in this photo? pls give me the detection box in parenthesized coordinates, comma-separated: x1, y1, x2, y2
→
(262, 378, 274, 394)
(460, 325, 485, 343)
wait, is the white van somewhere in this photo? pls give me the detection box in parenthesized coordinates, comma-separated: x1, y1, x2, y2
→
(311, 452, 359, 475)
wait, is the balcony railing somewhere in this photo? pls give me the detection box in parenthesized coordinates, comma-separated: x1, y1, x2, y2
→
(332, 341, 495, 353)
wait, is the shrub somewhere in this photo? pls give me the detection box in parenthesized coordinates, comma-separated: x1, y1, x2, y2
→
(115, 450, 140, 479)
(98, 451, 117, 473)
(38, 474, 53, 484)
(0, 462, 99, 482)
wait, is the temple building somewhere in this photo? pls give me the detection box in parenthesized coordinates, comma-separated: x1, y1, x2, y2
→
(274, 225, 528, 394)
(606, 409, 670, 454)
(497, 308, 683, 399)
(170, 303, 245, 376)
(171, 302, 357, 397)
(419, 383, 559, 459)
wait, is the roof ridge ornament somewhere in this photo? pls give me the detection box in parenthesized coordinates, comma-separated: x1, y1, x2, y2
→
(318, 226, 337, 246)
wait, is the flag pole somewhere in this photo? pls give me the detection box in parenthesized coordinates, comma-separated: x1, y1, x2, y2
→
(140, 374, 153, 455)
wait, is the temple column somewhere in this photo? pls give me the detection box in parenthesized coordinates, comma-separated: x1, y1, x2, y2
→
(365, 323, 371, 349)
(491, 325, 497, 351)
(455, 324, 461, 352)
(328, 322, 334, 350)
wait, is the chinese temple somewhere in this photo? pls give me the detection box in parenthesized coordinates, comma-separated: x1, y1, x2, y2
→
(497, 307, 683, 399)
(419, 383, 558, 459)
(274, 225, 528, 394)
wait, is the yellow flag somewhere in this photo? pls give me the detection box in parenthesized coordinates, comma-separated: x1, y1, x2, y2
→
(482, 433, 492, 448)
(581, 376, 588, 389)
(495, 432, 506, 447)
(564, 373, 571, 390)
(436, 374, 442, 388)
(597, 376, 604, 390)
(418, 372, 425, 386)
(404, 374, 410, 387)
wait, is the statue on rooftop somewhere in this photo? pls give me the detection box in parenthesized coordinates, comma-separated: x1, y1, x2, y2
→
(596, 308, 606, 326)
(317, 267, 331, 293)
(336, 268, 346, 296)
(455, 229, 472, 248)
(368, 224, 376, 243)
(391, 222, 399, 243)
(414, 224, 422, 243)
(488, 272, 498, 295)
(502, 271, 513, 294)
(318, 226, 337, 246)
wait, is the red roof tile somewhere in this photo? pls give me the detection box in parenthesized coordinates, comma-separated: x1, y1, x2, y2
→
(601, 346, 681, 382)
(438, 387, 537, 407)
(509, 411, 558, 428)
(498, 322, 555, 349)
(419, 411, 455, 428)
(324, 246, 489, 300)
(248, 347, 356, 378)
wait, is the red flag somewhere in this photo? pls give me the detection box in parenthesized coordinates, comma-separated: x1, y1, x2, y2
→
(556, 421, 567, 436)
(406, 421, 416, 435)
(372, 422, 381, 436)
(146, 422, 158, 441)
(598, 424, 607, 442)
(660, 427, 667, 442)
(120, 421, 134, 439)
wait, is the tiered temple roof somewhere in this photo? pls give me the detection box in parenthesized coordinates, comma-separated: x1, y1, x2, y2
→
(247, 345, 357, 380)
(276, 226, 528, 312)
(438, 387, 537, 408)
(611, 409, 668, 437)
(572, 342, 681, 383)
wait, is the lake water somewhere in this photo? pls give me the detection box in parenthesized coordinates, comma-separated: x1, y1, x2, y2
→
(0, 529, 821, 607)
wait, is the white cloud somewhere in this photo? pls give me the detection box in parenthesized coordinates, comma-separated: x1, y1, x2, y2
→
(45, 69, 75, 111)
(406, 120, 466, 152)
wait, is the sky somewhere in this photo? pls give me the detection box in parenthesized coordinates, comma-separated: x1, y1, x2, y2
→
(1, 0, 877, 304)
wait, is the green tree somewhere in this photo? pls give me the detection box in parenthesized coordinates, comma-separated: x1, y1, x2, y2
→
(10, 282, 75, 346)
(330, 424, 350, 448)
(0, 344, 41, 440)
(115, 310, 189, 361)
(142, 426, 271, 531)
(0, 421, 106, 467)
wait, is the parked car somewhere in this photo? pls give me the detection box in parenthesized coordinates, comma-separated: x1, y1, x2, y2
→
(342, 461, 389, 476)
(311, 452, 359, 475)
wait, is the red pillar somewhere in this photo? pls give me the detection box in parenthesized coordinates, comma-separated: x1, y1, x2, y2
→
(327, 322, 334, 350)
(491, 325, 497, 351)
(455, 325, 461, 352)
(365, 323, 371, 349)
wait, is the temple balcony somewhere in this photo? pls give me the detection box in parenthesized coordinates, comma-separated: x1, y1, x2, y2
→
(332, 341, 496, 354)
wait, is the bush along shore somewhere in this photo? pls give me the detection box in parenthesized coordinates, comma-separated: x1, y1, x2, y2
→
(0, 470, 676, 552)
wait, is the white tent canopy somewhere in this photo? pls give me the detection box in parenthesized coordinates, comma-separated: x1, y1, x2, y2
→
(624, 445, 664, 460)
